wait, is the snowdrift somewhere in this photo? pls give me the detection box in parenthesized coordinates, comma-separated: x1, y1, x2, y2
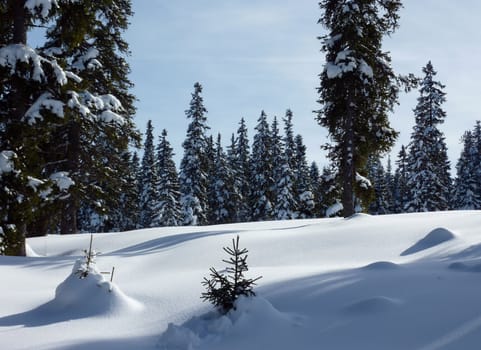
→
(2, 211, 481, 349)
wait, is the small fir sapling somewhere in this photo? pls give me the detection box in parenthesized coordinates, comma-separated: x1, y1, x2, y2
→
(76, 234, 98, 279)
(201, 235, 262, 313)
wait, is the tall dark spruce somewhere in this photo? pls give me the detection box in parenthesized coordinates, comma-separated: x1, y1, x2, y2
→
(179, 82, 210, 225)
(1, 1, 136, 253)
(405, 62, 451, 212)
(152, 129, 182, 227)
(42, 0, 139, 234)
(250, 111, 274, 221)
(138, 120, 159, 228)
(316, 0, 403, 217)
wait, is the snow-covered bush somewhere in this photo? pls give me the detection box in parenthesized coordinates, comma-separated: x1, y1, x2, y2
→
(201, 236, 261, 313)
(76, 235, 98, 279)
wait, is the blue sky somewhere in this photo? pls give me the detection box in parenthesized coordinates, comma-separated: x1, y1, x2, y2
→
(126, 0, 481, 169)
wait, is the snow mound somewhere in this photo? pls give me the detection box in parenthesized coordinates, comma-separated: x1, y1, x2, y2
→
(343, 296, 402, 315)
(401, 227, 456, 256)
(362, 261, 401, 270)
(158, 296, 296, 350)
(50, 260, 143, 317)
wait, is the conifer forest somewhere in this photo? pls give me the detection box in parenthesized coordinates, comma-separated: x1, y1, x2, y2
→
(1, 0, 480, 256)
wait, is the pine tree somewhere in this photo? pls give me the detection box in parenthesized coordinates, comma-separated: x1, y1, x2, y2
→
(453, 130, 481, 209)
(138, 120, 159, 228)
(294, 135, 315, 218)
(270, 116, 287, 217)
(209, 134, 236, 224)
(119, 151, 140, 230)
(226, 133, 243, 223)
(392, 145, 409, 213)
(250, 111, 274, 221)
(316, 0, 405, 217)
(152, 129, 182, 227)
(274, 152, 296, 220)
(235, 118, 252, 222)
(201, 236, 261, 313)
(319, 163, 342, 217)
(0, 1, 80, 253)
(384, 155, 395, 213)
(405, 62, 451, 212)
(366, 155, 390, 215)
(179, 83, 210, 225)
(42, 0, 139, 234)
(309, 161, 322, 217)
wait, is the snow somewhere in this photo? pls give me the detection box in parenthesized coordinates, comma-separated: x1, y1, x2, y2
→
(0, 44, 72, 85)
(24, 93, 65, 124)
(24, 0, 58, 18)
(0, 150, 15, 174)
(356, 171, 372, 189)
(50, 172, 75, 191)
(3, 211, 481, 349)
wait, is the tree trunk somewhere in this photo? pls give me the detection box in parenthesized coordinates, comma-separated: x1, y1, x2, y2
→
(10, 0, 28, 255)
(60, 122, 80, 234)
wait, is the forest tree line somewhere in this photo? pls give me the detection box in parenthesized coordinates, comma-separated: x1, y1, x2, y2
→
(1, 0, 480, 256)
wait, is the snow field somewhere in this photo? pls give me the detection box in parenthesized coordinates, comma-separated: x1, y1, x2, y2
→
(1, 211, 481, 349)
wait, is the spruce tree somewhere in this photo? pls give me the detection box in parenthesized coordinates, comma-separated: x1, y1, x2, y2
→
(366, 155, 390, 215)
(309, 161, 322, 217)
(294, 134, 315, 218)
(250, 111, 274, 221)
(209, 134, 236, 224)
(152, 129, 182, 227)
(274, 153, 296, 220)
(138, 120, 159, 228)
(316, 0, 404, 217)
(235, 118, 252, 222)
(453, 130, 481, 209)
(319, 163, 342, 217)
(405, 62, 451, 212)
(179, 82, 210, 225)
(226, 133, 243, 223)
(42, 0, 139, 234)
(392, 145, 409, 213)
(0, 1, 79, 253)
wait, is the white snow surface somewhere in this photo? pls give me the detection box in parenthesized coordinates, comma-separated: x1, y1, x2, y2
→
(3, 211, 481, 349)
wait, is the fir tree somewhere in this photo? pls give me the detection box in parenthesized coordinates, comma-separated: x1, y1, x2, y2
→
(43, 0, 139, 234)
(392, 145, 409, 213)
(319, 163, 342, 217)
(138, 120, 159, 228)
(405, 62, 451, 212)
(250, 111, 274, 221)
(235, 118, 252, 222)
(0, 1, 84, 253)
(294, 135, 315, 218)
(209, 134, 236, 224)
(201, 236, 261, 313)
(309, 161, 322, 217)
(366, 155, 390, 215)
(316, 0, 405, 217)
(453, 130, 481, 209)
(152, 129, 182, 227)
(226, 133, 243, 223)
(179, 83, 210, 225)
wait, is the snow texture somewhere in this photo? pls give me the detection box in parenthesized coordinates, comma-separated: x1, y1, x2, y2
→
(0, 151, 15, 174)
(3, 212, 481, 349)
(24, 93, 65, 124)
(401, 227, 456, 256)
(24, 0, 58, 18)
(50, 172, 75, 191)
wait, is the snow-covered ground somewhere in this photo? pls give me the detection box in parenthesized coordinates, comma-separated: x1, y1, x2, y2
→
(2, 211, 481, 349)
